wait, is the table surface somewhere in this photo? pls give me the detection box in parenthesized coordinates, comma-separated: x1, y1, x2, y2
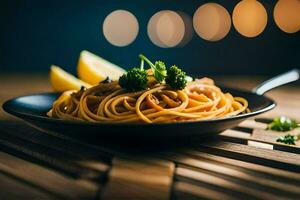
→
(0, 74, 300, 200)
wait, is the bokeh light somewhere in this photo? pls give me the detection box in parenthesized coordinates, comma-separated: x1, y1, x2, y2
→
(147, 10, 185, 48)
(232, 0, 268, 37)
(103, 10, 139, 47)
(177, 12, 194, 47)
(193, 3, 231, 41)
(274, 0, 300, 33)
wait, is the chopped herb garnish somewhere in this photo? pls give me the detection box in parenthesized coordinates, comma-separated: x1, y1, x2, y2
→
(267, 116, 299, 132)
(276, 134, 297, 145)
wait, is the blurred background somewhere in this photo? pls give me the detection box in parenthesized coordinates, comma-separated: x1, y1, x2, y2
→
(0, 0, 299, 75)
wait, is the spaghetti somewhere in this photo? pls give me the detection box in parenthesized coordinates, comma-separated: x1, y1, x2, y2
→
(48, 78, 249, 123)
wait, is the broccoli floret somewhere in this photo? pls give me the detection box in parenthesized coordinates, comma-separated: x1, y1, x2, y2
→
(119, 68, 148, 91)
(166, 65, 187, 89)
(120, 54, 190, 91)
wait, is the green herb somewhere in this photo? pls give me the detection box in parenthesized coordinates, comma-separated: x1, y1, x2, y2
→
(166, 65, 187, 89)
(267, 116, 299, 132)
(276, 134, 297, 145)
(139, 54, 167, 83)
(139, 54, 189, 89)
(154, 61, 167, 82)
(119, 67, 148, 91)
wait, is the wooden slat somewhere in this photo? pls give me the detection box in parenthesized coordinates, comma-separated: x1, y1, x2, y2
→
(24, 122, 116, 156)
(179, 149, 300, 185)
(0, 121, 113, 159)
(173, 181, 239, 200)
(198, 141, 300, 172)
(179, 162, 300, 197)
(247, 141, 273, 150)
(175, 167, 286, 200)
(0, 172, 59, 200)
(0, 121, 111, 175)
(219, 129, 300, 153)
(160, 152, 300, 199)
(252, 129, 300, 153)
(238, 120, 267, 130)
(219, 120, 300, 154)
(0, 130, 103, 179)
(219, 130, 275, 150)
(101, 157, 174, 200)
(0, 151, 99, 200)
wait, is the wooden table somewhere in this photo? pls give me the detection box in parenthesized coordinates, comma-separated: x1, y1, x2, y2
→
(0, 74, 300, 200)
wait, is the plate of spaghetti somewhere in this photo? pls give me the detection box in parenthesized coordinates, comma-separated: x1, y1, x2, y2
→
(5, 53, 297, 140)
(48, 78, 249, 124)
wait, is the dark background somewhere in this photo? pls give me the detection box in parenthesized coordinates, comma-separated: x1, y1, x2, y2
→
(0, 0, 299, 75)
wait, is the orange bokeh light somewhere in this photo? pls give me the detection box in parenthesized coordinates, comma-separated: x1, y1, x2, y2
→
(103, 10, 139, 47)
(232, 0, 268, 37)
(148, 10, 185, 48)
(193, 3, 231, 41)
(274, 0, 300, 33)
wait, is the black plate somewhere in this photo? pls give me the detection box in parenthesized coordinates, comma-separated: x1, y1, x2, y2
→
(2, 87, 276, 140)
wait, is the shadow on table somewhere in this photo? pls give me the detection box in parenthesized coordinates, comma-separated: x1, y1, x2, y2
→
(0, 120, 216, 155)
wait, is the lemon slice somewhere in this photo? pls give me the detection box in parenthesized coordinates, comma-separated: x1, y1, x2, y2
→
(77, 50, 126, 85)
(50, 65, 91, 92)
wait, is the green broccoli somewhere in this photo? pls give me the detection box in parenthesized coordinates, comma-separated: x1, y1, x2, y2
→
(119, 68, 148, 91)
(119, 54, 190, 91)
(166, 65, 187, 90)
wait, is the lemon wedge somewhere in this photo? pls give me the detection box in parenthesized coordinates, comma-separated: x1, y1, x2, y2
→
(50, 65, 91, 92)
(77, 50, 126, 85)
